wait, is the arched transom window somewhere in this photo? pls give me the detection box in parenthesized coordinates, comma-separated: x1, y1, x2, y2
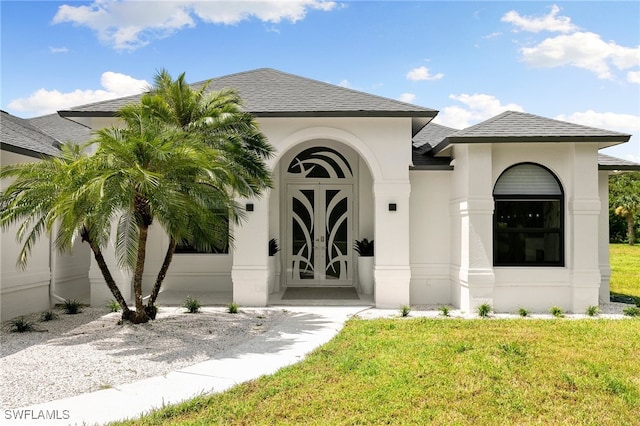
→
(287, 147, 353, 179)
(493, 163, 564, 267)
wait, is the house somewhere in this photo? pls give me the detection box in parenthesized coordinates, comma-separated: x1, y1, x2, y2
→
(2, 68, 638, 320)
(0, 111, 92, 320)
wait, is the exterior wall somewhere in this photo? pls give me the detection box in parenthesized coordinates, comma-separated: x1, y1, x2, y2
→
(451, 141, 604, 313)
(51, 235, 91, 305)
(1, 151, 50, 320)
(409, 170, 452, 304)
(141, 225, 233, 295)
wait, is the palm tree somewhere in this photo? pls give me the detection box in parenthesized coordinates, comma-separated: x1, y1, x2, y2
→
(614, 194, 640, 246)
(1, 70, 273, 323)
(142, 70, 274, 313)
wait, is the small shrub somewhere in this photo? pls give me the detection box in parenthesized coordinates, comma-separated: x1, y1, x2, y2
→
(7, 317, 37, 333)
(106, 299, 120, 313)
(62, 299, 83, 315)
(439, 305, 450, 317)
(477, 303, 492, 318)
(268, 238, 280, 256)
(585, 305, 600, 317)
(227, 302, 239, 314)
(623, 306, 640, 317)
(39, 310, 59, 322)
(183, 296, 201, 314)
(549, 306, 564, 318)
(400, 305, 411, 317)
(518, 308, 530, 317)
(353, 239, 374, 257)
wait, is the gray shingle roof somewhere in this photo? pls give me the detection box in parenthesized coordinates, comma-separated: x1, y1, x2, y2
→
(411, 122, 457, 170)
(1, 111, 61, 157)
(29, 113, 92, 145)
(598, 153, 640, 170)
(60, 68, 437, 119)
(432, 111, 631, 153)
(412, 122, 458, 153)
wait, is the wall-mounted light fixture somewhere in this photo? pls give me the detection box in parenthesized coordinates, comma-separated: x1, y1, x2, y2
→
(388, 203, 397, 212)
(246, 203, 254, 212)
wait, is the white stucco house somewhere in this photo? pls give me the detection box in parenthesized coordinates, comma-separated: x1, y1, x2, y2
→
(2, 68, 639, 320)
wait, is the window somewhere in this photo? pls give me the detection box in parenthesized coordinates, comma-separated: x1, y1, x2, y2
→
(174, 240, 228, 254)
(174, 214, 230, 254)
(493, 163, 564, 266)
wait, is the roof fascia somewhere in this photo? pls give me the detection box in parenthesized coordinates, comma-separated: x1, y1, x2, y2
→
(60, 110, 436, 119)
(431, 135, 631, 155)
(1, 144, 55, 159)
(409, 164, 454, 171)
(599, 164, 640, 171)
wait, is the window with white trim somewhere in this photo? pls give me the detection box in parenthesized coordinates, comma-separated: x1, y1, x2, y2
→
(493, 163, 564, 266)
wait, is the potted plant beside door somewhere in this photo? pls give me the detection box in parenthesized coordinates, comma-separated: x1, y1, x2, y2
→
(268, 238, 280, 293)
(354, 238, 374, 295)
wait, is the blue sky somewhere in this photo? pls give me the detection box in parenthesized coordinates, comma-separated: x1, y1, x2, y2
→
(1, 1, 639, 161)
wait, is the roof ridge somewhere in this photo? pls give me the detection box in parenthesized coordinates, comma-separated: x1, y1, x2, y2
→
(192, 67, 436, 112)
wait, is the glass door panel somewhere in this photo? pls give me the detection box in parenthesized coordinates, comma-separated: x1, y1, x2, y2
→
(287, 184, 352, 286)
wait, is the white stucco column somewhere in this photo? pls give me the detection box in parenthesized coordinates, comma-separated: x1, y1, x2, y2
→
(456, 198, 496, 312)
(570, 145, 602, 312)
(598, 171, 611, 303)
(373, 181, 411, 308)
(231, 194, 270, 306)
(451, 145, 495, 312)
(89, 220, 132, 306)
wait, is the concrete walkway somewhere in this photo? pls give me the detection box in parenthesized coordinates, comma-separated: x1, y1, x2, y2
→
(7, 306, 366, 426)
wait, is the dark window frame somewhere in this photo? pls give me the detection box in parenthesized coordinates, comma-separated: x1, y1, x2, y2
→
(174, 241, 229, 255)
(493, 163, 565, 267)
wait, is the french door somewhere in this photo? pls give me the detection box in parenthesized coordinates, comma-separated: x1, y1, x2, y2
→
(287, 184, 353, 286)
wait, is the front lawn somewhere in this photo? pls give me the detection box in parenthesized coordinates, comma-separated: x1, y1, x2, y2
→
(116, 319, 640, 425)
(610, 243, 640, 299)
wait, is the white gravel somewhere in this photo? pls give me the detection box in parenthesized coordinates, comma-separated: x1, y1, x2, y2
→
(1, 301, 636, 409)
(0, 306, 290, 409)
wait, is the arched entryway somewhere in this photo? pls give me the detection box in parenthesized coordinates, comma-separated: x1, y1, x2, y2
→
(279, 141, 362, 291)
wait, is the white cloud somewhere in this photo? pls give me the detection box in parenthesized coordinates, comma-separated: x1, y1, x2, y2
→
(52, 0, 337, 51)
(502, 5, 640, 81)
(557, 110, 639, 163)
(398, 93, 416, 103)
(7, 72, 148, 117)
(520, 32, 640, 80)
(628, 71, 640, 84)
(556, 110, 639, 138)
(406, 66, 444, 81)
(337, 79, 350, 88)
(433, 93, 524, 129)
(483, 32, 502, 40)
(49, 46, 69, 54)
(501, 4, 578, 34)
(193, 0, 336, 24)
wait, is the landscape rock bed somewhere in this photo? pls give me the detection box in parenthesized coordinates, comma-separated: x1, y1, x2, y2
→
(0, 306, 289, 408)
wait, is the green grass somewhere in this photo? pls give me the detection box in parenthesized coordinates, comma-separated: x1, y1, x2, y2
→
(114, 319, 640, 426)
(609, 244, 640, 300)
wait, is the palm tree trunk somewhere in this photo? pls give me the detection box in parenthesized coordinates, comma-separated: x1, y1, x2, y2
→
(131, 224, 150, 323)
(146, 237, 177, 319)
(627, 215, 635, 246)
(83, 233, 134, 321)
